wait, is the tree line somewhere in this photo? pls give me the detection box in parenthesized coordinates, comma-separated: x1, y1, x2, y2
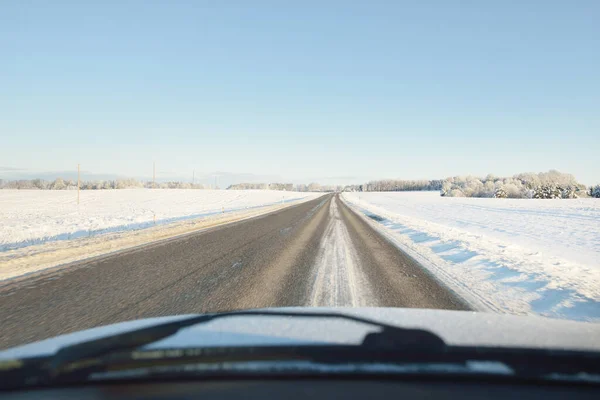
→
(342, 180, 443, 192)
(440, 171, 594, 199)
(227, 182, 339, 192)
(0, 178, 208, 190)
(0, 178, 338, 192)
(341, 171, 599, 199)
(2, 172, 598, 198)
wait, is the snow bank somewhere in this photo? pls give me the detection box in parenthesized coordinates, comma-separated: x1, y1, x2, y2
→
(0, 189, 320, 251)
(342, 192, 600, 322)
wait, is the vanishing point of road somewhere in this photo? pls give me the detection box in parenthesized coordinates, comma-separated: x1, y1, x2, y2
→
(0, 194, 469, 349)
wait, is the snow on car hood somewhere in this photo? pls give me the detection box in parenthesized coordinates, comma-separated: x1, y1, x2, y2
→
(2, 307, 600, 360)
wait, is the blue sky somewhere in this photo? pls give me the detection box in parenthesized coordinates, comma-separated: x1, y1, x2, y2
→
(2, 0, 599, 184)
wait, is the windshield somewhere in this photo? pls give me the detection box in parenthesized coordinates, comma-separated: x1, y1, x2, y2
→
(1, 1, 599, 353)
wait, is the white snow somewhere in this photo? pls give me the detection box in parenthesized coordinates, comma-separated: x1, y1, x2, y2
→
(0, 189, 320, 252)
(309, 199, 373, 307)
(342, 192, 600, 322)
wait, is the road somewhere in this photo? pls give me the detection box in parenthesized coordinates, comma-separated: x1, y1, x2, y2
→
(0, 194, 470, 349)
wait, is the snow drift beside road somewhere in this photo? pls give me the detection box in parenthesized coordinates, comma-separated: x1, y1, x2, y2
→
(0, 189, 321, 251)
(342, 191, 600, 322)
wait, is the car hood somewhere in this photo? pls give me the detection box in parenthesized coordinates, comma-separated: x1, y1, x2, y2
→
(2, 307, 600, 360)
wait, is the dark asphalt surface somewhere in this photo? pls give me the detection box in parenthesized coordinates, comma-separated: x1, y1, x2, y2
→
(0, 194, 470, 350)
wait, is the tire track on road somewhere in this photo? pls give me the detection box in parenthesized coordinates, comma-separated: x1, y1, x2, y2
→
(309, 197, 373, 307)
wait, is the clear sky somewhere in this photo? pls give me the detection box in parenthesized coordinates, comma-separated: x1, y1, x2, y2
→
(2, 0, 599, 184)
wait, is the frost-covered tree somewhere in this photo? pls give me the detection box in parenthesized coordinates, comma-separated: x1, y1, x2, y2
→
(50, 178, 66, 190)
(228, 182, 293, 190)
(11, 180, 34, 189)
(64, 179, 77, 190)
(561, 186, 578, 199)
(114, 178, 143, 189)
(534, 184, 561, 199)
(449, 189, 464, 197)
(533, 186, 545, 199)
(308, 182, 321, 192)
(589, 185, 600, 198)
(504, 183, 524, 198)
(0, 177, 209, 190)
(442, 171, 584, 199)
(485, 173, 497, 183)
(440, 180, 453, 197)
(31, 179, 48, 189)
(361, 179, 443, 192)
(522, 188, 535, 199)
(494, 187, 507, 198)
(514, 172, 541, 189)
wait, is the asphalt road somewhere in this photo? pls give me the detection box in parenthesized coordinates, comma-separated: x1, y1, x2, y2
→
(0, 194, 470, 350)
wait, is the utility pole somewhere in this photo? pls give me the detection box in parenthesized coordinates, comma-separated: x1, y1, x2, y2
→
(153, 162, 156, 189)
(77, 163, 80, 205)
(192, 170, 195, 185)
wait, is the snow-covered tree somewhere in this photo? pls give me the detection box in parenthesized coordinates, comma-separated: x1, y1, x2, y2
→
(561, 186, 578, 199)
(308, 182, 321, 192)
(515, 172, 541, 189)
(360, 179, 443, 192)
(494, 187, 507, 198)
(534, 184, 561, 199)
(102, 180, 114, 190)
(50, 178, 66, 190)
(502, 183, 521, 198)
(31, 179, 48, 189)
(441, 171, 584, 199)
(12, 180, 34, 189)
(440, 180, 453, 196)
(64, 179, 77, 190)
(533, 186, 545, 199)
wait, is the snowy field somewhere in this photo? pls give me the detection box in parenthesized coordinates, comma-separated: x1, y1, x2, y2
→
(343, 192, 600, 322)
(0, 189, 321, 252)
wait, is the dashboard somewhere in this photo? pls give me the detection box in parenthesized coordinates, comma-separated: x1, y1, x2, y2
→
(3, 379, 598, 399)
